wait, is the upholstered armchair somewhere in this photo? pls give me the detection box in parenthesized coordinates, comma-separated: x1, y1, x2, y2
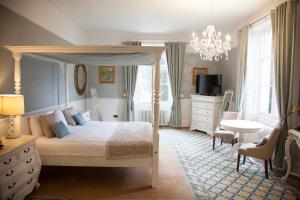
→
(212, 111, 239, 150)
(237, 124, 282, 179)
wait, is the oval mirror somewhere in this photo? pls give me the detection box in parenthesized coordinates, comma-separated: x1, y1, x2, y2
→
(74, 64, 87, 96)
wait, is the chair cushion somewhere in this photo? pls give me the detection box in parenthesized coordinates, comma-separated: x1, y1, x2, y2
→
(238, 143, 256, 155)
(214, 130, 236, 141)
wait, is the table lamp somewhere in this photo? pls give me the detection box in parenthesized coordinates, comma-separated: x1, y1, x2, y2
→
(0, 94, 24, 139)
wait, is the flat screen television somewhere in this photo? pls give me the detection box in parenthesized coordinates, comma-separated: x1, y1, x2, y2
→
(196, 74, 222, 96)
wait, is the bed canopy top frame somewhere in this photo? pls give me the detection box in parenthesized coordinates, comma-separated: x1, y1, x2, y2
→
(4, 45, 164, 188)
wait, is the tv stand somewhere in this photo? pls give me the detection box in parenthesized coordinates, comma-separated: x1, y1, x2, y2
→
(190, 94, 222, 135)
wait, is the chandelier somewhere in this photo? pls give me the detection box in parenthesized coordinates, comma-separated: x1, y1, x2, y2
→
(190, 1, 231, 61)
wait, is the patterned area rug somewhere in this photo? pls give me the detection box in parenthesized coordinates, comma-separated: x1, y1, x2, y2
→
(160, 128, 300, 200)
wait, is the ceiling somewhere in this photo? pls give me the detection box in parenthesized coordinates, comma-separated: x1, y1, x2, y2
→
(50, 0, 271, 34)
(1, 0, 273, 44)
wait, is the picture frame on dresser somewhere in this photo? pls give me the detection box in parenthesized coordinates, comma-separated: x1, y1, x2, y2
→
(0, 135, 41, 200)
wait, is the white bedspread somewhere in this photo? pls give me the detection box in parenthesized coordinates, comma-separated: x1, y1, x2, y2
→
(36, 121, 153, 157)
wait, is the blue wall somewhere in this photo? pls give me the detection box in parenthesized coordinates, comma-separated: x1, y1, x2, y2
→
(0, 5, 84, 113)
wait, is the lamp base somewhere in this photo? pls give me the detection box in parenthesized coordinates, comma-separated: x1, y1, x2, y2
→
(5, 115, 20, 139)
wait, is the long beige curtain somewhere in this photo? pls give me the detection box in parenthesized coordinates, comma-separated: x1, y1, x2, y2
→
(272, 0, 297, 168)
(236, 26, 249, 115)
(165, 42, 186, 127)
(123, 41, 141, 121)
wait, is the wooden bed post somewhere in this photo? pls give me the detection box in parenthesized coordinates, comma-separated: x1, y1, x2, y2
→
(64, 63, 69, 106)
(13, 52, 22, 95)
(12, 52, 22, 135)
(152, 52, 161, 188)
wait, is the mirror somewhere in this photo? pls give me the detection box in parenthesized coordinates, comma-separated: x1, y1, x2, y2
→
(74, 64, 87, 96)
(216, 90, 234, 128)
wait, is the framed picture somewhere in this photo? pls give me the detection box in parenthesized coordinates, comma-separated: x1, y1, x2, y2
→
(192, 67, 208, 85)
(99, 66, 115, 83)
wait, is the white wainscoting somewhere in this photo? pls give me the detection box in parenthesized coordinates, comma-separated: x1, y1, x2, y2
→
(181, 98, 192, 127)
(86, 98, 126, 122)
(86, 98, 193, 126)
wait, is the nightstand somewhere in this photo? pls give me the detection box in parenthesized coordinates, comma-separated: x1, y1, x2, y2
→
(0, 135, 41, 200)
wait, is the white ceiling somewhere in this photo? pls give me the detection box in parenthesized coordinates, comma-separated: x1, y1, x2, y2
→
(1, 0, 273, 44)
(50, 0, 271, 34)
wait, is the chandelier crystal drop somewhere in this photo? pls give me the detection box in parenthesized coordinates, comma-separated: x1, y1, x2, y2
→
(190, 25, 231, 61)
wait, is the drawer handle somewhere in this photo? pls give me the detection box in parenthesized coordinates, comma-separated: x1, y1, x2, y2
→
(24, 147, 31, 153)
(28, 168, 35, 174)
(26, 158, 32, 164)
(6, 170, 14, 177)
(8, 182, 16, 189)
(27, 178, 33, 185)
(4, 158, 12, 165)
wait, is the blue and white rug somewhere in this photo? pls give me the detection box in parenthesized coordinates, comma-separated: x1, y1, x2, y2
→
(160, 128, 300, 200)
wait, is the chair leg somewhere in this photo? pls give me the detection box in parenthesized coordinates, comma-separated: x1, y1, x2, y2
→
(237, 154, 241, 172)
(243, 155, 246, 164)
(264, 160, 269, 179)
(269, 159, 273, 171)
(213, 136, 216, 150)
(221, 138, 223, 145)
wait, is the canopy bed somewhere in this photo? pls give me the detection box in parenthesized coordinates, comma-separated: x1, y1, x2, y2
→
(4, 45, 164, 188)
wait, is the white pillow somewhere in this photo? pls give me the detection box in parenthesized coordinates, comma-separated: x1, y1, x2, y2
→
(29, 116, 44, 137)
(82, 110, 91, 122)
(56, 110, 68, 125)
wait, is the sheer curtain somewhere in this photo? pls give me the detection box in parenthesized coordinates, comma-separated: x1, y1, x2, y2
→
(236, 26, 248, 115)
(134, 44, 173, 125)
(244, 16, 278, 128)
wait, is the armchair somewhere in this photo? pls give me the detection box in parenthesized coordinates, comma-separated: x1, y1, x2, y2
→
(237, 124, 282, 179)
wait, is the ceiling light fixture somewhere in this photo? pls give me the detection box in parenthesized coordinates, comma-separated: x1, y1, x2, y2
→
(190, 0, 231, 61)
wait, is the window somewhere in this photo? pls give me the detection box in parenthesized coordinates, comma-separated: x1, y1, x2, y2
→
(134, 45, 172, 110)
(134, 46, 172, 110)
(244, 16, 278, 126)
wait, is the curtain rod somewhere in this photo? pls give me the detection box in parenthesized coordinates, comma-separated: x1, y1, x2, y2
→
(247, 0, 298, 27)
(249, 13, 271, 26)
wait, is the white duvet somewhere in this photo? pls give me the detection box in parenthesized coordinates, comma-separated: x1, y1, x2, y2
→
(36, 121, 153, 157)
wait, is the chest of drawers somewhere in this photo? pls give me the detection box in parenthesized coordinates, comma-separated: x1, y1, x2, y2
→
(0, 135, 41, 200)
(190, 95, 222, 135)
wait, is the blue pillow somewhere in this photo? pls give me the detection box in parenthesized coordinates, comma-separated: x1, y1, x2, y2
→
(72, 113, 87, 126)
(50, 121, 70, 138)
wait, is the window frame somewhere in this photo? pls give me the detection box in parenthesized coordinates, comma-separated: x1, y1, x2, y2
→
(244, 16, 278, 127)
(134, 43, 172, 111)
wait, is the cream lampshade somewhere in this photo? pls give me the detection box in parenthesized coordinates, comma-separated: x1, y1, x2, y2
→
(0, 94, 24, 139)
(1, 95, 24, 115)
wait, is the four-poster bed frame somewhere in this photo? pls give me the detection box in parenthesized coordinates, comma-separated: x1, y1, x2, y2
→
(4, 45, 164, 188)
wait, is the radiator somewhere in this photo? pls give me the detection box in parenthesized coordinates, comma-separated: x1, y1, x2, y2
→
(135, 110, 170, 125)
